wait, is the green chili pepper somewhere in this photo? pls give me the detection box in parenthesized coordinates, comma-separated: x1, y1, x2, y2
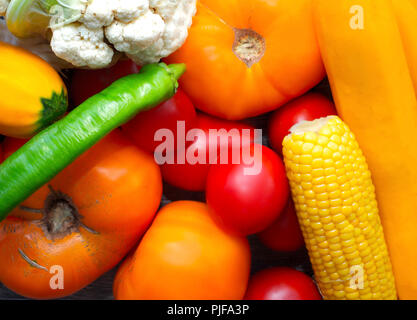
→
(0, 62, 185, 220)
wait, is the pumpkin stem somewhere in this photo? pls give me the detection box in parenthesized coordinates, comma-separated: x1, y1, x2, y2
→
(20, 185, 98, 240)
(232, 28, 266, 68)
(40, 185, 82, 240)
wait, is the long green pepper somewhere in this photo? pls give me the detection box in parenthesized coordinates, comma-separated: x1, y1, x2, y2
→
(0, 63, 186, 220)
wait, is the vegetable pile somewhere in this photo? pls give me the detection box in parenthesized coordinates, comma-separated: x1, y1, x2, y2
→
(3, 0, 417, 302)
(0, 62, 184, 219)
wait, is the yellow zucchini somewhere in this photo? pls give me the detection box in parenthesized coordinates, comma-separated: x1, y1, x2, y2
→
(0, 42, 67, 138)
(314, 0, 417, 299)
(391, 0, 417, 94)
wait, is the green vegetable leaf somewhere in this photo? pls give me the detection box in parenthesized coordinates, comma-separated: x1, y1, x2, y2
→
(38, 88, 68, 132)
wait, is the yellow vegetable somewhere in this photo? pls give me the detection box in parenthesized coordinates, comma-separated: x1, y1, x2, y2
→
(283, 116, 397, 300)
(0, 41, 67, 138)
(314, 0, 417, 299)
(391, 0, 417, 94)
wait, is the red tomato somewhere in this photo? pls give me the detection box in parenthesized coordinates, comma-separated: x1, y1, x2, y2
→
(161, 113, 255, 191)
(2, 137, 25, 158)
(244, 268, 322, 300)
(258, 200, 304, 252)
(122, 89, 197, 155)
(206, 145, 289, 236)
(268, 93, 337, 153)
(70, 59, 140, 106)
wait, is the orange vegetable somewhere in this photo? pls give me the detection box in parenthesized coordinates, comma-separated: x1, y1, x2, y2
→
(0, 130, 162, 299)
(165, 0, 325, 120)
(114, 201, 251, 300)
(392, 0, 417, 94)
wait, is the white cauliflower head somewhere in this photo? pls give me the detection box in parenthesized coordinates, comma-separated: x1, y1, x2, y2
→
(49, 0, 196, 68)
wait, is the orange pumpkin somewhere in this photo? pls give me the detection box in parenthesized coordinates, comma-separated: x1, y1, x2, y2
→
(0, 130, 162, 299)
(165, 0, 325, 120)
(113, 201, 251, 300)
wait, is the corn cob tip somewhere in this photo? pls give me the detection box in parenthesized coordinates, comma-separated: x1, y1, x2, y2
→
(289, 116, 339, 134)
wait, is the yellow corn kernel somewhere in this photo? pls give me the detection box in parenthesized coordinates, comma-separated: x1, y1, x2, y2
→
(283, 116, 397, 300)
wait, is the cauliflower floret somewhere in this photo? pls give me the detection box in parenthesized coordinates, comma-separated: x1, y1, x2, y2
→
(149, 0, 183, 21)
(80, 0, 148, 29)
(51, 23, 114, 69)
(154, 0, 197, 58)
(126, 38, 165, 66)
(79, 0, 115, 29)
(0, 0, 9, 16)
(105, 10, 165, 55)
(128, 0, 197, 64)
(113, 0, 149, 22)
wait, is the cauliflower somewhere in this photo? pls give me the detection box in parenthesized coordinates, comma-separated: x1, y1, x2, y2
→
(51, 22, 114, 69)
(0, 0, 9, 16)
(105, 10, 165, 56)
(1, 0, 196, 68)
(49, 0, 197, 68)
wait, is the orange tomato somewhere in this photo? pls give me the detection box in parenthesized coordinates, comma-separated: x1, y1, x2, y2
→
(0, 130, 162, 299)
(114, 201, 251, 300)
(165, 0, 325, 120)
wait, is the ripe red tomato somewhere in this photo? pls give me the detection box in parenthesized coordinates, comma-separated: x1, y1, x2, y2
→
(258, 200, 304, 252)
(206, 145, 289, 236)
(122, 89, 197, 155)
(268, 93, 337, 153)
(70, 59, 140, 106)
(244, 268, 322, 300)
(161, 113, 255, 191)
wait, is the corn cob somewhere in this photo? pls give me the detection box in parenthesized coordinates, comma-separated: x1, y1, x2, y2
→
(282, 116, 397, 300)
